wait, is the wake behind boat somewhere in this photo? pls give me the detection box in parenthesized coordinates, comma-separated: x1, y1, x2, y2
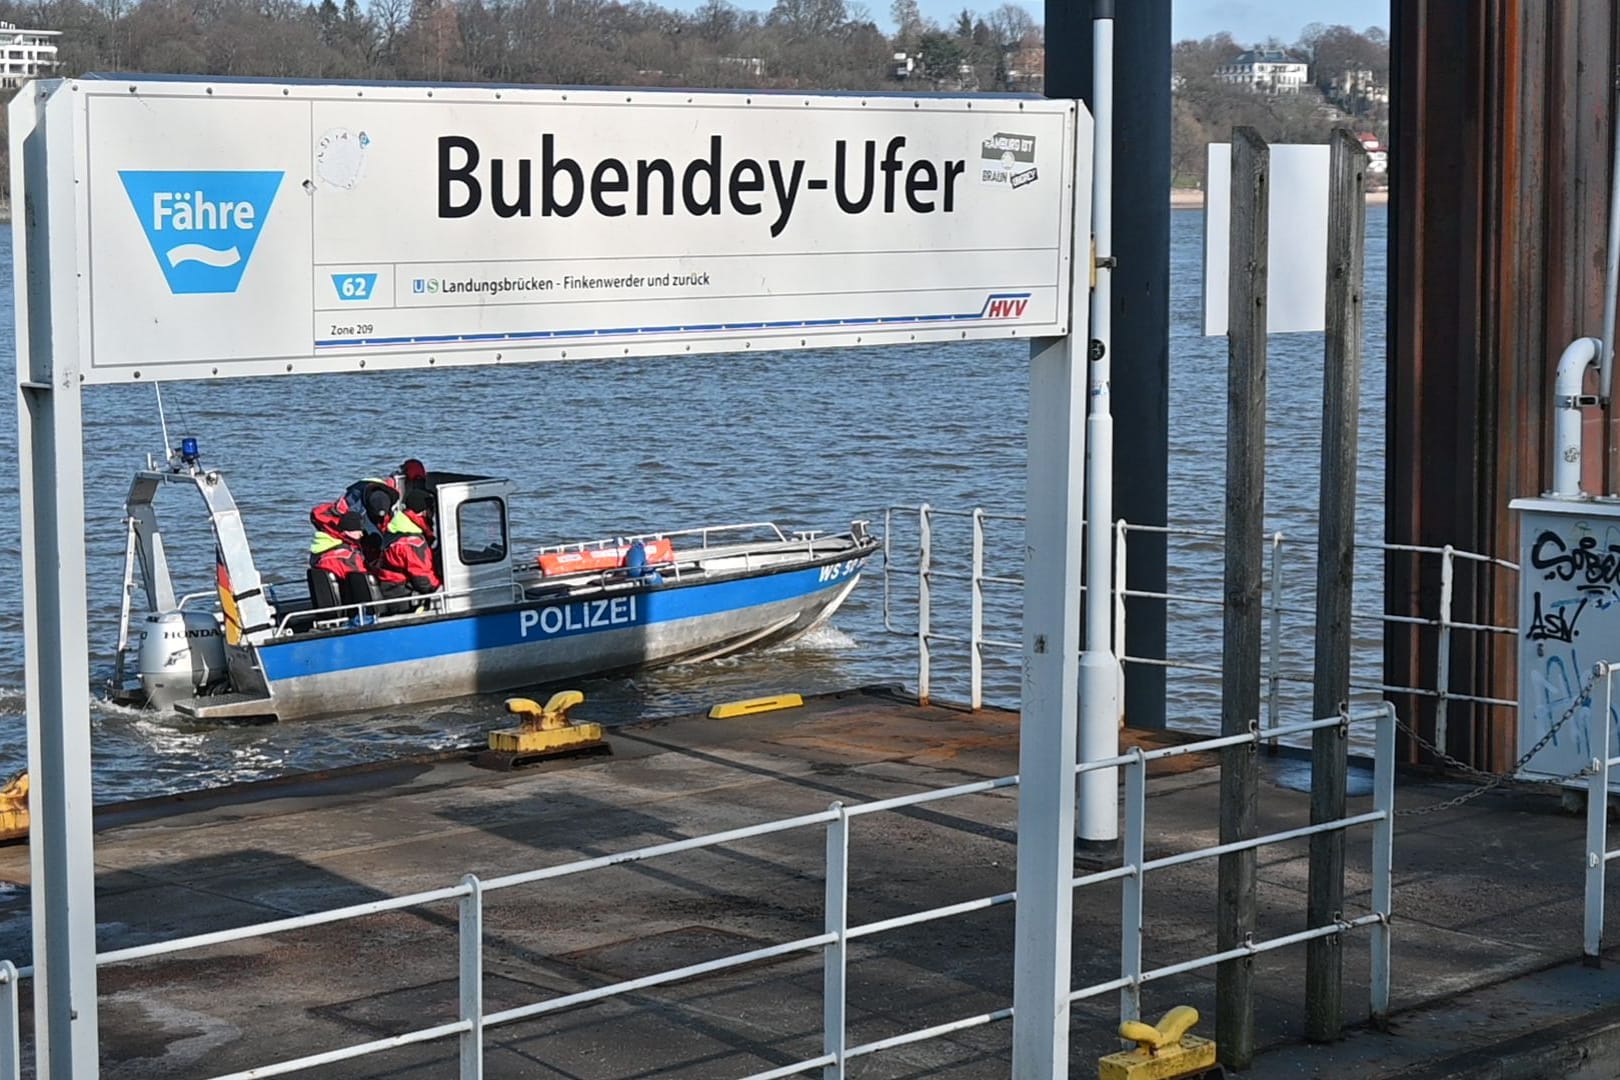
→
(110, 443, 879, 722)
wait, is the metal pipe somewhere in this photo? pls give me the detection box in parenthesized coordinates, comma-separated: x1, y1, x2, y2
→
(1142, 812, 1386, 874)
(1553, 337, 1602, 497)
(1078, 6, 1120, 845)
(740, 1057, 838, 1080)
(1267, 531, 1284, 740)
(847, 890, 1015, 941)
(1434, 546, 1454, 752)
(824, 805, 849, 1079)
(0, 962, 16, 1080)
(918, 503, 932, 704)
(1601, 102, 1620, 403)
(1587, 663, 1613, 963)
(846, 1007, 1013, 1060)
(1370, 703, 1395, 1021)
(459, 874, 483, 1079)
(970, 508, 984, 710)
(208, 1020, 474, 1080)
(1120, 751, 1147, 1027)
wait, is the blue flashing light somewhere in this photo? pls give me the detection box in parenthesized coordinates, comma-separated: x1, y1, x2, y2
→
(180, 437, 200, 463)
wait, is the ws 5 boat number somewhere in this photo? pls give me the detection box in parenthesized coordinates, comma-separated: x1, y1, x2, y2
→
(819, 559, 859, 583)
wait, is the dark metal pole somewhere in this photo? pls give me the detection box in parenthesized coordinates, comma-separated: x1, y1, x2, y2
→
(1045, 0, 1171, 732)
(1217, 126, 1267, 1071)
(1305, 128, 1368, 1044)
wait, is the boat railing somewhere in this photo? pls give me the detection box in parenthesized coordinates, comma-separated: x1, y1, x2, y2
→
(877, 504, 1519, 743)
(530, 520, 796, 560)
(272, 582, 527, 637)
(0, 706, 1396, 1079)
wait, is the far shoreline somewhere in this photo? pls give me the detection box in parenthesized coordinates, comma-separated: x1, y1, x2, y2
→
(1171, 188, 1389, 208)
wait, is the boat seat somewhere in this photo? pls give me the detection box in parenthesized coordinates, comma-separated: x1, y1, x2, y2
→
(307, 568, 345, 612)
(342, 572, 384, 610)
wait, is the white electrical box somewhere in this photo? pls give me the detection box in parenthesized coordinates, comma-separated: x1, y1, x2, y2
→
(1513, 496, 1620, 788)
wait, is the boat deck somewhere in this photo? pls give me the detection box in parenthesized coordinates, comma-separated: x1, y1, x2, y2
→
(0, 687, 1617, 1077)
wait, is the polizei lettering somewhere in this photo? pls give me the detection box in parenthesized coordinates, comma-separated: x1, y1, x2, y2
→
(518, 595, 639, 638)
(438, 134, 967, 238)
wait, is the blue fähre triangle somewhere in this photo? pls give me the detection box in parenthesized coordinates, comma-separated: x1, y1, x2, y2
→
(118, 171, 285, 295)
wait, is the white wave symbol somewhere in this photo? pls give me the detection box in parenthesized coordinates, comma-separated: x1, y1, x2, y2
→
(165, 243, 241, 269)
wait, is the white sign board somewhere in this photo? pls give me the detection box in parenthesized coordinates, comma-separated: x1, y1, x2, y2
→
(18, 79, 1080, 383)
(1201, 143, 1330, 336)
(1514, 498, 1620, 791)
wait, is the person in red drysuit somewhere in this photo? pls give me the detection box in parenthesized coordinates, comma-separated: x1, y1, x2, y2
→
(308, 510, 367, 577)
(372, 532, 441, 599)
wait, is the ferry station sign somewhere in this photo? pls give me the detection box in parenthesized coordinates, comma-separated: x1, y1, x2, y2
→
(17, 78, 1079, 383)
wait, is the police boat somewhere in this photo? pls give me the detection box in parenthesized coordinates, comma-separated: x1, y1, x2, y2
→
(109, 441, 879, 722)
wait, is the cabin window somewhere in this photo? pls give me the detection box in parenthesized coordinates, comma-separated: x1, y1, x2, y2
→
(457, 498, 508, 565)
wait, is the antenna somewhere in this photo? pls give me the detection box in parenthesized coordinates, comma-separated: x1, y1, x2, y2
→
(154, 383, 172, 456)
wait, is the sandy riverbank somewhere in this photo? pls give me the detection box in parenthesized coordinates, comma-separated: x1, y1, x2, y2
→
(1172, 187, 1390, 208)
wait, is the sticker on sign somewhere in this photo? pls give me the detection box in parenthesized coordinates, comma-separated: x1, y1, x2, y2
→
(21, 79, 1086, 383)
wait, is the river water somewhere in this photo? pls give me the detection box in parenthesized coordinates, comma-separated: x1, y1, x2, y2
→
(0, 207, 1389, 800)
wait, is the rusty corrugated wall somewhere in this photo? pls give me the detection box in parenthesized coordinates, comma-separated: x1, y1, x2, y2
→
(1388, 0, 1618, 769)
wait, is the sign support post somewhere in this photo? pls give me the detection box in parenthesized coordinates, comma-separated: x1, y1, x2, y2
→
(13, 85, 103, 1078)
(1012, 103, 1093, 1078)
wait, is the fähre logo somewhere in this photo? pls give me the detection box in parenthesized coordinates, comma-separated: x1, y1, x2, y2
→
(119, 171, 284, 294)
(986, 295, 1029, 319)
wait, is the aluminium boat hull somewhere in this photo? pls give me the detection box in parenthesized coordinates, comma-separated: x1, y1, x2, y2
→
(241, 558, 864, 720)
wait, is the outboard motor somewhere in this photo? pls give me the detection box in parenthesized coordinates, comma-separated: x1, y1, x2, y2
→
(137, 609, 229, 709)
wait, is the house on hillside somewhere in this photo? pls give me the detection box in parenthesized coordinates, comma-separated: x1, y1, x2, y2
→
(1330, 68, 1391, 109)
(0, 22, 59, 89)
(1216, 50, 1310, 94)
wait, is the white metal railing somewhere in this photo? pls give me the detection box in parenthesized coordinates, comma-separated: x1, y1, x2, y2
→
(1586, 661, 1620, 962)
(0, 708, 1396, 1078)
(880, 504, 1518, 732)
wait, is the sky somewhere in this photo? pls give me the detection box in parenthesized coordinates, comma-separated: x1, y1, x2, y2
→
(802, 0, 1392, 40)
(1171, 0, 1389, 43)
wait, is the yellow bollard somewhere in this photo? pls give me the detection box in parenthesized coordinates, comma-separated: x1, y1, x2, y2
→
(0, 772, 27, 841)
(487, 691, 605, 755)
(1098, 1005, 1218, 1080)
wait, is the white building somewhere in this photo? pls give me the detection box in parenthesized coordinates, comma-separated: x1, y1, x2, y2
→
(1333, 68, 1391, 107)
(0, 23, 59, 89)
(1216, 50, 1309, 94)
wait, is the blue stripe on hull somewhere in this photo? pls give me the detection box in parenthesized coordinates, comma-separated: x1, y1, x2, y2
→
(257, 561, 859, 682)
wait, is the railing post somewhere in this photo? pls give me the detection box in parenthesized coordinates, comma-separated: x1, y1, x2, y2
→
(1266, 531, 1284, 743)
(971, 508, 985, 711)
(1371, 705, 1395, 1023)
(0, 961, 16, 1080)
(881, 508, 894, 633)
(1120, 750, 1147, 1029)
(1434, 547, 1455, 754)
(460, 874, 484, 1079)
(1586, 665, 1611, 966)
(918, 503, 932, 705)
(823, 804, 850, 1080)
(1115, 521, 1129, 720)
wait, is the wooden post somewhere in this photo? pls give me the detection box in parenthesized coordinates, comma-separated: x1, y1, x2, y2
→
(1306, 128, 1369, 1043)
(1217, 126, 1268, 1070)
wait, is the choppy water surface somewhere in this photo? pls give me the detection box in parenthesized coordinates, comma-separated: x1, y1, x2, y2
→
(0, 208, 1389, 799)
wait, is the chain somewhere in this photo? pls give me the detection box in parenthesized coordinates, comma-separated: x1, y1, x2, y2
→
(1394, 667, 1605, 818)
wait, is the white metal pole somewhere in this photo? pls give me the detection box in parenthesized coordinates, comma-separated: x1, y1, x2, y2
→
(1599, 107, 1620, 406)
(1077, 0, 1119, 847)
(918, 504, 932, 705)
(1011, 100, 1092, 1078)
(14, 83, 102, 1077)
(1586, 664, 1612, 964)
(458, 874, 484, 1079)
(823, 805, 849, 1079)
(1370, 704, 1395, 1022)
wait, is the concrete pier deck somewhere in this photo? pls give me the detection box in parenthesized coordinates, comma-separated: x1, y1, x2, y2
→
(0, 686, 1616, 1078)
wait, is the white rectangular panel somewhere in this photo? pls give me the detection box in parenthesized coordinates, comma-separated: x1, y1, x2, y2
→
(1201, 142, 1330, 336)
(32, 79, 1081, 382)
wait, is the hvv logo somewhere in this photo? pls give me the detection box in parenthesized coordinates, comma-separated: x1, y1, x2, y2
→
(118, 171, 284, 294)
